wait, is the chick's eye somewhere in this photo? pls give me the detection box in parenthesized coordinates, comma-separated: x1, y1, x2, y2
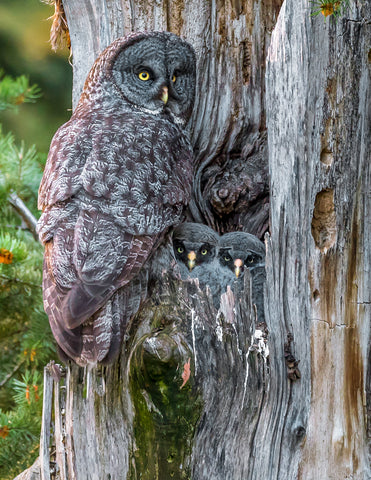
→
(138, 71, 150, 81)
(201, 249, 208, 255)
(172, 74, 176, 83)
(177, 247, 184, 253)
(224, 256, 231, 262)
(247, 256, 254, 263)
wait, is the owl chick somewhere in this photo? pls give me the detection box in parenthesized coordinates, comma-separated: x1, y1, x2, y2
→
(37, 32, 196, 366)
(172, 223, 220, 287)
(218, 232, 265, 319)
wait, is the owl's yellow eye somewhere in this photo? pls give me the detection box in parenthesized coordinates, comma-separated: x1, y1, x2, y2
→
(138, 71, 150, 81)
(201, 249, 208, 255)
(177, 247, 184, 253)
(172, 74, 176, 83)
(224, 256, 231, 262)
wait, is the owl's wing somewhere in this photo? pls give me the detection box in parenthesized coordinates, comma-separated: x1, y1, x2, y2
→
(38, 116, 93, 210)
(42, 217, 157, 362)
(43, 217, 153, 364)
(64, 207, 159, 328)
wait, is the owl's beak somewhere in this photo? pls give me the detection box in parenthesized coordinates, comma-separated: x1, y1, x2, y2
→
(161, 86, 169, 104)
(188, 251, 196, 271)
(234, 258, 243, 278)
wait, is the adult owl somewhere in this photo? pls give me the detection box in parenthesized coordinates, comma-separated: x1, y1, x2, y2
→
(172, 223, 220, 300)
(219, 232, 266, 319)
(37, 32, 196, 366)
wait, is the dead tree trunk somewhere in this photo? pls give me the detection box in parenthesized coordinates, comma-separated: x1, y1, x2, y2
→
(266, 1, 371, 477)
(16, 0, 370, 478)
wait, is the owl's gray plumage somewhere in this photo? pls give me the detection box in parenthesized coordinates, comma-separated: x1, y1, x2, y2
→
(172, 222, 220, 290)
(37, 32, 196, 366)
(219, 232, 265, 319)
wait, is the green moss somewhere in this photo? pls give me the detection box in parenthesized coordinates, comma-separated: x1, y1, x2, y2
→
(128, 324, 202, 480)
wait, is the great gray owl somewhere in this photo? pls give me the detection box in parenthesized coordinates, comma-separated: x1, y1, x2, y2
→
(219, 232, 266, 320)
(37, 32, 196, 366)
(172, 222, 220, 290)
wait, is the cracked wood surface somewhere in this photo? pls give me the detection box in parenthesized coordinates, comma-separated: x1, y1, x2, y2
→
(17, 0, 370, 478)
(266, 0, 371, 477)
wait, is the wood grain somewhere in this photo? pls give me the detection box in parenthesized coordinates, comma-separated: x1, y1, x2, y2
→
(40, 368, 53, 480)
(16, 0, 370, 478)
(266, 0, 371, 477)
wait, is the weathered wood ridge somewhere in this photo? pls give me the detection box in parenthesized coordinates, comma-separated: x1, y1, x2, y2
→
(16, 0, 370, 478)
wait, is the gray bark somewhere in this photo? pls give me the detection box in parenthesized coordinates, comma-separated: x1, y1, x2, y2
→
(18, 0, 370, 478)
(266, 0, 371, 477)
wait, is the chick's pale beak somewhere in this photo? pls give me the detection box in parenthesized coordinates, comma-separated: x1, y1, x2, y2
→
(188, 251, 196, 271)
(234, 258, 243, 278)
(161, 86, 168, 104)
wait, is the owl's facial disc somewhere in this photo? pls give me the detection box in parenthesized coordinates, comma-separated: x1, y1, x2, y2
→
(220, 245, 263, 277)
(112, 35, 196, 123)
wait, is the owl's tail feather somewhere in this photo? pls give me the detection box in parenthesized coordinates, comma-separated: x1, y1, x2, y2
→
(100, 274, 147, 365)
(62, 280, 117, 330)
(76, 272, 148, 367)
(43, 266, 83, 362)
(95, 290, 126, 366)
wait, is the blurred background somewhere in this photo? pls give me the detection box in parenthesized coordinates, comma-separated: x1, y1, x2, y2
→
(0, 0, 72, 152)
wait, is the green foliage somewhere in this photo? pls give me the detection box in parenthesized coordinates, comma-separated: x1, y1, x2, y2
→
(0, 372, 43, 478)
(310, 0, 350, 20)
(0, 72, 56, 480)
(0, 125, 45, 213)
(0, 70, 42, 112)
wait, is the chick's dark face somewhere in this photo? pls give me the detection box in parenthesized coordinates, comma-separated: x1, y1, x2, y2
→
(219, 248, 263, 278)
(173, 240, 216, 271)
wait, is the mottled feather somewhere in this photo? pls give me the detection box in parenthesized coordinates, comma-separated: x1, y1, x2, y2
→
(37, 32, 196, 365)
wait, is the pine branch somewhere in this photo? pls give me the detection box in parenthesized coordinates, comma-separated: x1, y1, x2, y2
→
(0, 274, 42, 289)
(0, 71, 42, 111)
(0, 360, 25, 388)
(8, 193, 39, 242)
